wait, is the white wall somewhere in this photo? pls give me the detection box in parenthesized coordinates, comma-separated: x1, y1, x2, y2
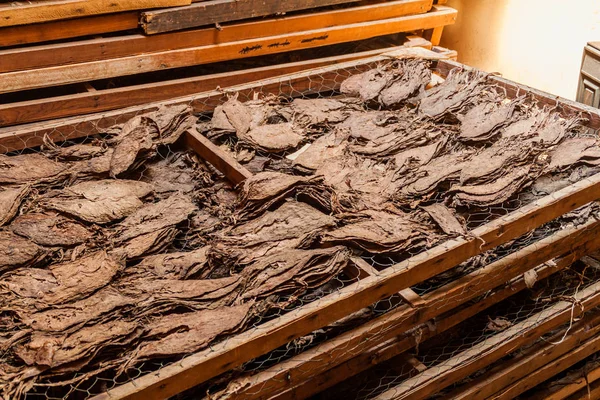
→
(441, 0, 600, 100)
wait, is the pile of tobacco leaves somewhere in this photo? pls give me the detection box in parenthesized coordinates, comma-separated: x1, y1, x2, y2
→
(1, 59, 598, 399)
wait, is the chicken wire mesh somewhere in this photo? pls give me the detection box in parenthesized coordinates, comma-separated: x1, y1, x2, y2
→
(2, 57, 600, 400)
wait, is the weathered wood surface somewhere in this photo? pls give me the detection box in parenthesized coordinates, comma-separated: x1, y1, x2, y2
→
(141, 0, 371, 34)
(184, 130, 252, 185)
(0, 12, 139, 48)
(375, 278, 600, 400)
(0, 40, 431, 128)
(0, 0, 432, 73)
(527, 364, 600, 400)
(0, 0, 190, 27)
(0, 6, 457, 93)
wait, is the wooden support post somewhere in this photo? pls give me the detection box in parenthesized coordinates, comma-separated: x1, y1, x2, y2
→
(183, 130, 252, 185)
(424, 26, 444, 46)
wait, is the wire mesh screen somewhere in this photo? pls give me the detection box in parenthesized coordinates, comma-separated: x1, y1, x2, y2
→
(1, 57, 600, 400)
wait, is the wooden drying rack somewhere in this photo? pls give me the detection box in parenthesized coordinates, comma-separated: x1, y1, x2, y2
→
(4, 50, 600, 400)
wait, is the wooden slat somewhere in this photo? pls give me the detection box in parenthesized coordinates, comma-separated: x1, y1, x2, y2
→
(183, 130, 252, 185)
(566, 379, 600, 400)
(0, 0, 432, 73)
(140, 0, 368, 35)
(375, 279, 600, 400)
(444, 313, 600, 400)
(210, 222, 600, 400)
(0, 41, 432, 128)
(0, 6, 457, 93)
(0, 12, 139, 48)
(530, 363, 600, 400)
(0, 0, 190, 28)
(92, 211, 600, 400)
(276, 257, 569, 400)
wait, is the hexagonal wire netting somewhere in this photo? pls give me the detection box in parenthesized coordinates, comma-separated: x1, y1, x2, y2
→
(2, 57, 599, 400)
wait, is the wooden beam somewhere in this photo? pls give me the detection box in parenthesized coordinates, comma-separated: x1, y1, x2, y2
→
(92, 214, 600, 400)
(0, 12, 139, 48)
(183, 130, 252, 185)
(140, 0, 368, 35)
(0, 6, 457, 93)
(424, 25, 444, 46)
(444, 312, 600, 400)
(0, 0, 190, 28)
(0, 42, 432, 128)
(210, 223, 600, 400)
(0, 0, 432, 73)
(374, 280, 600, 400)
(528, 363, 600, 400)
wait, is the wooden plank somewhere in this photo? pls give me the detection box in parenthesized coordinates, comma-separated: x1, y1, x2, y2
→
(566, 379, 600, 400)
(0, 41, 431, 128)
(214, 223, 600, 400)
(424, 25, 444, 46)
(141, 0, 366, 35)
(183, 130, 252, 184)
(398, 288, 425, 308)
(93, 212, 600, 400)
(0, 12, 139, 48)
(0, 0, 190, 28)
(530, 363, 600, 400)
(0, 6, 457, 93)
(0, 0, 432, 73)
(374, 281, 600, 400)
(444, 312, 600, 400)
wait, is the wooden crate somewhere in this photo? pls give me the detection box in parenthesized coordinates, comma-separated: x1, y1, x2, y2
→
(0, 51, 592, 400)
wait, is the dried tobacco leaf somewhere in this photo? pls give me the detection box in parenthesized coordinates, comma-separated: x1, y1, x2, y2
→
(379, 60, 431, 106)
(422, 203, 466, 235)
(132, 302, 253, 361)
(0, 154, 67, 185)
(321, 209, 433, 253)
(549, 137, 600, 171)
(277, 98, 357, 127)
(239, 246, 350, 300)
(293, 130, 350, 173)
(341, 67, 395, 101)
(458, 100, 516, 142)
(0, 231, 44, 275)
(128, 247, 211, 280)
(110, 116, 157, 177)
(11, 213, 93, 247)
(0, 185, 29, 226)
(239, 122, 303, 152)
(42, 179, 153, 224)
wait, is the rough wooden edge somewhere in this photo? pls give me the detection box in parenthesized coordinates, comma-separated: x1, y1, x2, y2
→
(183, 130, 252, 184)
(141, 0, 365, 34)
(0, 40, 432, 127)
(0, 6, 457, 93)
(528, 363, 600, 400)
(0, 0, 432, 73)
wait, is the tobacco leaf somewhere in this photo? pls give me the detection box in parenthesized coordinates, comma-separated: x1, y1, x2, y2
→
(15, 320, 140, 368)
(128, 247, 211, 280)
(237, 172, 333, 220)
(110, 116, 157, 177)
(0, 185, 29, 226)
(422, 203, 466, 235)
(43, 142, 106, 161)
(393, 137, 447, 172)
(141, 152, 205, 196)
(217, 201, 336, 264)
(321, 209, 433, 253)
(419, 68, 487, 118)
(379, 60, 432, 106)
(0, 154, 67, 185)
(211, 97, 253, 136)
(549, 137, 600, 171)
(459, 100, 516, 142)
(277, 98, 357, 128)
(110, 227, 178, 260)
(151, 104, 196, 145)
(341, 66, 395, 101)
(68, 149, 114, 178)
(239, 246, 350, 301)
(293, 130, 350, 173)
(131, 302, 253, 362)
(42, 179, 153, 224)
(11, 213, 93, 247)
(239, 122, 304, 153)
(0, 231, 44, 275)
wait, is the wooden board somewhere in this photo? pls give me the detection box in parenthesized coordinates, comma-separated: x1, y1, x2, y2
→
(0, 0, 190, 28)
(0, 0, 432, 73)
(444, 313, 600, 400)
(203, 222, 600, 400)
(141, 0, 369, 34)
(374, 280, 600, 400)
(531, 363, 600, 400)
(0, 6, 457, 93)
(0, 12, 139, 48)
(0, 38, 433, 128)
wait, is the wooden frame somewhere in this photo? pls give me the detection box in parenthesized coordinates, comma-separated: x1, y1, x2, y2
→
(6, 54, 600, 400)
(0, 6, 457, 94)
(0, 38, 433, 127)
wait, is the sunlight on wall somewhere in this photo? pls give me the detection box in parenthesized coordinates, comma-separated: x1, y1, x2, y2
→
(441, 0, 600, 100)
